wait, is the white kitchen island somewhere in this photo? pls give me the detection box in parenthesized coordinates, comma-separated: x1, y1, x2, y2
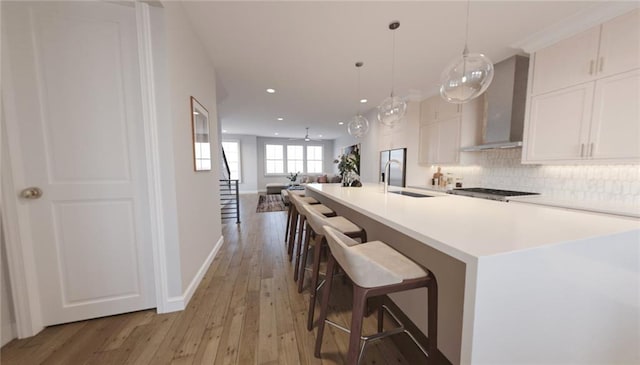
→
(305, 183, 639, 365)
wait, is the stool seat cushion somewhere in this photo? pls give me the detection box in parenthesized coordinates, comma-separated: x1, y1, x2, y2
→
(324, 226, 428, 288)
(308, 204, 334, 216)
(300, 196, 318, 204)
(324, 216, 362, 236)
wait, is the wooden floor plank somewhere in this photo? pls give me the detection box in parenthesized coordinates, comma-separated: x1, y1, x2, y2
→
(1, 194, 415, 365)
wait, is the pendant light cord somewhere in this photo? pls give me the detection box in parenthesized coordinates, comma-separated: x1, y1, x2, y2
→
(391, 29, 396, 97)
(463, 0, 470, 55)
(356, 62, 363, 115)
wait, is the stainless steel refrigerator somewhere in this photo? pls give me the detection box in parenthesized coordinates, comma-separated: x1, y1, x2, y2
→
(379, 148, 406, 187)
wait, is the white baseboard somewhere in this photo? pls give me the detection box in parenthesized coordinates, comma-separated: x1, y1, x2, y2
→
(182, 235, 224, 307)
(162, 296, 185, 313)
(158, 235, 224, 314)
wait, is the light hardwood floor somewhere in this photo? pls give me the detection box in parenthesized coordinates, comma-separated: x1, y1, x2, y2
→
(1, 194, 412, 365)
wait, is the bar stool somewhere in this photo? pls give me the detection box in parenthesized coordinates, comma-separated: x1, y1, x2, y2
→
(299, 205, 367, 331)
(286, 194, 321, 260)
(284, 190, 310, 245)
(288, 194, 336, 271)
(315, 225, 438, 365)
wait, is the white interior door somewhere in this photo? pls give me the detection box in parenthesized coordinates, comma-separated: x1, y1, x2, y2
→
(2, 1, 155, 326)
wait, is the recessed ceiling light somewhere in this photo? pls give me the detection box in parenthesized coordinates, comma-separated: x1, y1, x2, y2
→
(274, 132, 279, 136)
(338, 121, 344, 125)
(277, 117, 284, 121)
(318, 134, 323, 138)
(222, 129, 227, 133)
(193, 111, 200, 115)
(266, 88, 276, 94)
(360, 99, 368, 103)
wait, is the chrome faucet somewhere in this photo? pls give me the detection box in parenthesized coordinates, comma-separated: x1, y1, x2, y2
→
(383, 159, 401, 194)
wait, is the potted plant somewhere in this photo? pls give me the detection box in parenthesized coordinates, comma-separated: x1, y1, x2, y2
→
(334, 153, 360, 187)
(288, 171, 299, 186)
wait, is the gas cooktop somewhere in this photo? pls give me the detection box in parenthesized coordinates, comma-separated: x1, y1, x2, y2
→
(449, 187, 539, 201)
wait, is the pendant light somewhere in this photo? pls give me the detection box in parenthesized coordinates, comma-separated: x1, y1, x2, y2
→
(377, 21, 406, 127)
(440, 0, 494, 104)
(347, 62, 370, 138)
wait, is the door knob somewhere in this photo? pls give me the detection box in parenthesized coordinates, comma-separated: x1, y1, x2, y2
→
(20, 187, 43, 199)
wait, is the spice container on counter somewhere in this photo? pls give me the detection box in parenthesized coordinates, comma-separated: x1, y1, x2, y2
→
(446, 173, 454, 189)
(432, 167, 443, 186)
(455, 177, 463, 188)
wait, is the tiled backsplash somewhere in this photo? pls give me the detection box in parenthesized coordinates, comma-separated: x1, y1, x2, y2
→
(433, 149, 640, 205)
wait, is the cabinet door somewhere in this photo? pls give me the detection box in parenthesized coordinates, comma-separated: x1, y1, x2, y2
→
(598, 9, 640, 78)
(420, 97, 437, 124)
(436, 97, 461, 120)
(436, 116, 461, 164)
(525, 83, 594, 162)
(418, 122, 438, 164)
(531, 27, 600, 95)
(589, 69, 640, 160)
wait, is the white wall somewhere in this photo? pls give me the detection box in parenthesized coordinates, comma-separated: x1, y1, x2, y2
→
(333, 107, 381, 184)
(256, 136, 335, 191)
(148, 3, 183, 300)
(334, 102, 421, 185)
(164, 2, 222, 295)
(1, 220, 16, 346)
(222, 134, 258, 193)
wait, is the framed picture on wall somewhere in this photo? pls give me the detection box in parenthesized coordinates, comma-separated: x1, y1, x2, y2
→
(191, 96, 211, 171)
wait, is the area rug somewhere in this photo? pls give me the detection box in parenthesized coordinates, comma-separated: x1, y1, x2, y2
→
(256, 194, 286, 213)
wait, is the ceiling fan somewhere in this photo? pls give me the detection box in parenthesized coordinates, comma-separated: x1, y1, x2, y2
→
(289, 127, 322, 142)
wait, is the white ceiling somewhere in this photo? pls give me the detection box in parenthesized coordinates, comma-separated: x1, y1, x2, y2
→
(181, 1, 624, 140)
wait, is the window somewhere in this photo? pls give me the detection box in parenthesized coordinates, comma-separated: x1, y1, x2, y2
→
(221, 140, 241, 181)
(287, 145, 304, 173)
(265, 144, 284, 174)
(306, 145, 323, 173)
(264, 142, 324, 175)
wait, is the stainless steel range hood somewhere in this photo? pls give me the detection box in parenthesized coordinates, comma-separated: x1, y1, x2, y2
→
(461, 55, 529, 152)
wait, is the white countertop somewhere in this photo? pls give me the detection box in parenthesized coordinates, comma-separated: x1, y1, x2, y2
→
(508, 194, 640, 218)
(306, 183, 640, 263)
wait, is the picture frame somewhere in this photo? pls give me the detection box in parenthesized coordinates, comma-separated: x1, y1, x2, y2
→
(191, 96, 211, 171)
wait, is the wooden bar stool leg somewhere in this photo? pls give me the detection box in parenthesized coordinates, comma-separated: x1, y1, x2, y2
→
(292, 214, 307, 262)
(306, 234, 325, 331)
(314, 252, 336, 358)
(294, 221, 311, 282)
(287, 206, 298, 258)
(284, 203, 293, 243)
(428, 279, 438, 364)
(297, 229, 312, 293)
(377, 299, 384, 333)
(347, 285, 368, 365)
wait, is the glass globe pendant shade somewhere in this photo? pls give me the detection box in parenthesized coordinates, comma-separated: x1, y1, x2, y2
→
(440, 52, 494, 104)
(377, 95, 407, 127)
(347, 114, 370, 138)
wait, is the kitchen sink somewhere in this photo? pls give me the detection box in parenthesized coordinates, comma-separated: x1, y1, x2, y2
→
(389, 191, 434, 198)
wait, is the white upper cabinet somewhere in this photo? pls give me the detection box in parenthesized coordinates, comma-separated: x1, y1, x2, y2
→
(531, 9, 640, 96)
(418, 95, 481, 165)
(589, 69, 640, 160)
(523, 9, 640, 164)
(525, 83, 594, 161)
(420, 96, 462, 124)
(597, 9, 640, 79)
(531, 27, 600, 96)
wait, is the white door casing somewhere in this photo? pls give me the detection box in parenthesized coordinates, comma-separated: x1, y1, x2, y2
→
(2, 2, 155, 326)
